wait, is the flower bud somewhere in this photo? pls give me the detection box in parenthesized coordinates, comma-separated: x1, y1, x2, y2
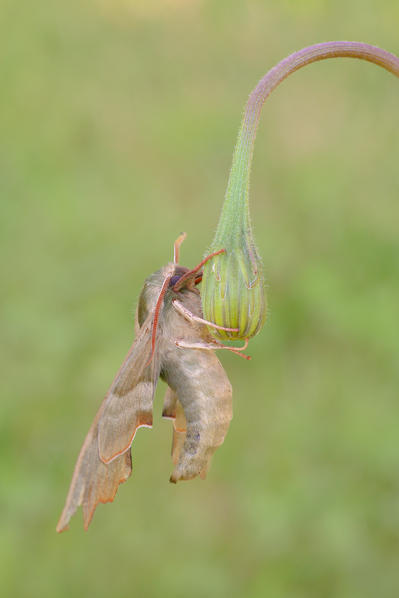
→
(201, 227, 266, 341)
(200, 89, 267, 341)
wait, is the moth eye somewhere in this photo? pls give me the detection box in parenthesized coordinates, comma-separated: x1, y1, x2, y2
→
(169, 275, 181, 287)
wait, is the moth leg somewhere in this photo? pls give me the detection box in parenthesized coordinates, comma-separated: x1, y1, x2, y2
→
(172, 299, 239, 332)
(162, 387, 187, 465)
(175, 338, 251, 360)
(162, 387, 185, 460)
(162, 385, 177, 419)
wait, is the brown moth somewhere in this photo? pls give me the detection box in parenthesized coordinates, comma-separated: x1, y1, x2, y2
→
(57, 234, 249, 532)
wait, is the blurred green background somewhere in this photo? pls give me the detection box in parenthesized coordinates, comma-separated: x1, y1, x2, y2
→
(1, 1, 399, 596)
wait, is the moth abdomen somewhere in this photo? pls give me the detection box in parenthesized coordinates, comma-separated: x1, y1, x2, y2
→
(183, 430, 201, 456)
(161, 341, 232, 483)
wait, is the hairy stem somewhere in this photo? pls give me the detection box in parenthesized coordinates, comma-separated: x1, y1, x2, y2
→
(203, 41, 399, 341)
(216, 41, 399, 242)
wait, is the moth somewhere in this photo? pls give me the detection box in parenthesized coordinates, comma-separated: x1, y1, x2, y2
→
(57, 234, 249, 532)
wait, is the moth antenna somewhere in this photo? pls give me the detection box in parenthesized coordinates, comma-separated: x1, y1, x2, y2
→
(145, 274, 173, 368)
(173, 232, 187, 264)
(173, 249, 226, 291)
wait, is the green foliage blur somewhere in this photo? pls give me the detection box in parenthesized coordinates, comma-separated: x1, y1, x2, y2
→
(1, 1, 399, 596)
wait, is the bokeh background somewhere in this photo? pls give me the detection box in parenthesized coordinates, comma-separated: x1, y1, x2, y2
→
(1, 1, 399, 596)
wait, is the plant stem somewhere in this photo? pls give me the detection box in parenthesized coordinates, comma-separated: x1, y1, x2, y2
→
(203, 41, 399, 341)
(217, 41, 399, 243)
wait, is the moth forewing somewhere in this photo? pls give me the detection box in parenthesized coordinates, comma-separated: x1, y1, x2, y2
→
(97, 312, 160, 464)
(57, 313, 159, 533)
(56, 416, 133, 533)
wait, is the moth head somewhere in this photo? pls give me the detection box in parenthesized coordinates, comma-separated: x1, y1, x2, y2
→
(168, 265, 199, 292)
(137, 262, 199, 327)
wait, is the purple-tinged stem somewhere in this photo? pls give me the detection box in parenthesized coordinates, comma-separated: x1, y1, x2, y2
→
(202, 41, 399, 341)
(216, 41, 399, 241)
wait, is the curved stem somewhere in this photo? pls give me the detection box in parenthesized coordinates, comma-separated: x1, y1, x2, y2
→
(216, 41, 399, 242)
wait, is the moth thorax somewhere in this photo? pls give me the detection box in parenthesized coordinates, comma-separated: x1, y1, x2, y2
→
(137, 270, 164, 327)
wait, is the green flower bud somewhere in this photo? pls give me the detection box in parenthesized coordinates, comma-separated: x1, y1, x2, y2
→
(201, 68, 268, 341)
(201, 233, 266, 341)
(201, 101, 267, 341)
